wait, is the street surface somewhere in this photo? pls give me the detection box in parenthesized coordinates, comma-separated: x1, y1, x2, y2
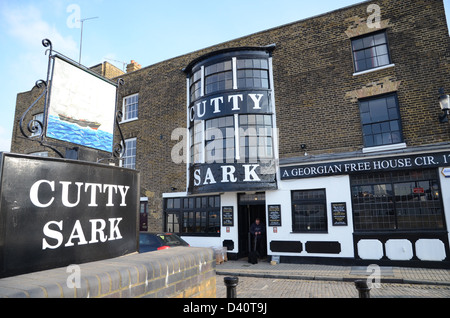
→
(216, 275, 450, 298)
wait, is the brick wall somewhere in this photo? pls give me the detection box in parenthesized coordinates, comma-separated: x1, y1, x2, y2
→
(90, 61, 125, 79)
(0, 247, 216, 298)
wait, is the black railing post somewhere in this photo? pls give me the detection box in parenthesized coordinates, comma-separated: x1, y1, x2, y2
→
(355, 280, 372, 298)
(224, 277, 239, 298)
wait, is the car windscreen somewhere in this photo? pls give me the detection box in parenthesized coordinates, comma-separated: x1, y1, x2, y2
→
(139, 234, 160, 246)
(157, 234, 186, 246)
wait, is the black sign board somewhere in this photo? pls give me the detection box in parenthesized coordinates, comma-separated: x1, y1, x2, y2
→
(189, 90, 272, 125)
(222, 207, 234, 227)
(189, 162, 277, 194)
(281, 151, 450, 180)
(0, 153, 140, 278)
(331, 203, 348, 226)
(268, 205, 282, 227)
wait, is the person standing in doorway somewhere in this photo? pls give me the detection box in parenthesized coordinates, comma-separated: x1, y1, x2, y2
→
(250, 218, 265, 258)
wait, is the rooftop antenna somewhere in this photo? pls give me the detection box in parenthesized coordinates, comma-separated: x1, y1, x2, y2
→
(104, 58, 128, 72)
(77, 16, 99, 65)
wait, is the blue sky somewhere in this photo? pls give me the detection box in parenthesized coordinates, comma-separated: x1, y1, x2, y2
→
(1, 0, 449, 152)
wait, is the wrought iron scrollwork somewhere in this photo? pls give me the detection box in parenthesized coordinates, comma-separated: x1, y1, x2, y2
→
(18, 38, 65, 158)
(19, 80, 47, 139)
(113, 78, 126, 159)
(113, 110, 125, 158)
(42, 38, 52, 50)
(98, 78, 126, 164)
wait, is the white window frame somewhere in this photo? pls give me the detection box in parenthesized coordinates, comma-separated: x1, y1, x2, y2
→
(121, 93, 139, 123)
(121, 137, 137, 169)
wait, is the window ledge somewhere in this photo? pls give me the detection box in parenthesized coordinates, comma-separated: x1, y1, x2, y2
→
(362, 142, 407, 154)
(353, 64, 395, 76)
(120, 118, 138, 124)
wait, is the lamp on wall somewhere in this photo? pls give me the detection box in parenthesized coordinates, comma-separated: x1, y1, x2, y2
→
(438, 88, 450, 123)
(301, 144, 308, 156)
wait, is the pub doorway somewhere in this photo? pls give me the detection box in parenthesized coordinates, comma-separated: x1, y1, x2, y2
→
(237, 193, 267, 259)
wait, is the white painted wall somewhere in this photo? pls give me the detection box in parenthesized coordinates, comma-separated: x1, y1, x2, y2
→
(266, 174, 355, 258)
(439, 169, 450, 246)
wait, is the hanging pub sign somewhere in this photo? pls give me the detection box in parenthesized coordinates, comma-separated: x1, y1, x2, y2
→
(0, 153, 139, 278)
(46, 55, 117, 153)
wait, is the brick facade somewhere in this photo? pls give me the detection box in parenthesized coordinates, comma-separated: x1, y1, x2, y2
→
(11, 0, 450, 235)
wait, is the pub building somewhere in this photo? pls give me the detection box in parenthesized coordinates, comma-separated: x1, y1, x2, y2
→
(11, 0, 450, 267)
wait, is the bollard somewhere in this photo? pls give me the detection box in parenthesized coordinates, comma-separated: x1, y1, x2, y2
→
(224, 276, 239, 298)
(355, 280, 371, 298)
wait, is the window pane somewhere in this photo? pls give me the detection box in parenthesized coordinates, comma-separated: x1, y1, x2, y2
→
(381, 122, 390, 133)
(292, 190, 327, 233)
(354, 50, 366, 61)
(391, 131, 402, 144)
(352, 170, 445, 231)
(373, 32, 387, 45)
(355, 60, 367, 72)
(352, 183, 395, 231)
(124, 94, 139, 121)
(352, 38, 364, 51)
(352, 32, 390, 72)
(369, 99, 389, 122)
(236, 58, 270, 89)
(373, 134, 383, 146)
(376, 44, 388, 56)
(359, 94, 403, 148)
(377, 54, 390, 66)
(123, 139, 137, 169)
(208, 211, 220, 233)
(372, 123, 381, 134)
(363, 35, 375, 48)
(364, 135, 374, 147)
(390, 120, 399, 131)
(388, 108, 399, 120)
(261, 59, 269, 69)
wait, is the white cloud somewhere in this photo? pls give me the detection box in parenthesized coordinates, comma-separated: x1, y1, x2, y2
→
(0, 3, 79, 153)
(2, 4, 78, 58)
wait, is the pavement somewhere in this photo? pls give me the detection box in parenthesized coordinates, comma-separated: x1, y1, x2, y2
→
(215, 258, 450, 286)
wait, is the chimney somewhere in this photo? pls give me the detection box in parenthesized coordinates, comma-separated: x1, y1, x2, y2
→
(126, 60, 142, 73)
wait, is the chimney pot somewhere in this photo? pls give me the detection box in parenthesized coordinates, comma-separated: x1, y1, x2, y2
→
(127, 60, 141, 73)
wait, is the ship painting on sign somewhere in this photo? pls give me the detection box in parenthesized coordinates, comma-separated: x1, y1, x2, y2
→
(45, 56, 117, 153)
(47, 114, 113, 153)
(57, 113, 101, 130)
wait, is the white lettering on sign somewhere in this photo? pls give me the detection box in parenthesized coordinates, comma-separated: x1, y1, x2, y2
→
(249, 94, 264, 110)
(189, 92, 268, 120)
(42, 218, 123, 250)
(30, 180, 130, 208)
(243, 164, 261, 182)
(282, 153, 450, 180)
(193, 164, 263, 187)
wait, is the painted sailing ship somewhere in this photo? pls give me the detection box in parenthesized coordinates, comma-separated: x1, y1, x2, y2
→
(58, 113, 101, 130)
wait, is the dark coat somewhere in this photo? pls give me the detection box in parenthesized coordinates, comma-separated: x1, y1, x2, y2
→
(250, 222, 265, 235)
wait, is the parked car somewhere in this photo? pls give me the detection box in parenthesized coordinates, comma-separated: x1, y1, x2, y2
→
(139, 232, 190, 253)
